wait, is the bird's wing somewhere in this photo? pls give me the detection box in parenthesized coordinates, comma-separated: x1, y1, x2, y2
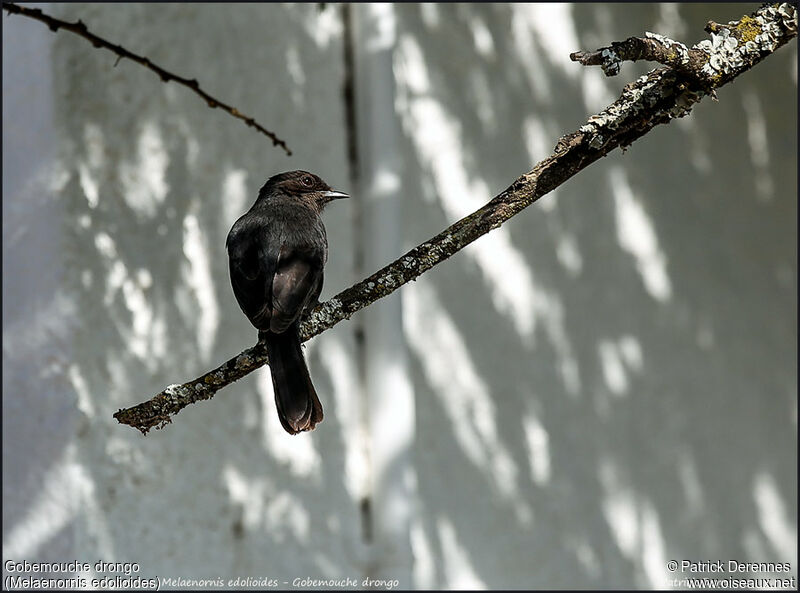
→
(226, 222, 276, 329)
(270, 243, 324, 334)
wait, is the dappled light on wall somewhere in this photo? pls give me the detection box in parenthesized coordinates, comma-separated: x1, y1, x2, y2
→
(610, 166, 673, 303)
(3, 3, 795, 589)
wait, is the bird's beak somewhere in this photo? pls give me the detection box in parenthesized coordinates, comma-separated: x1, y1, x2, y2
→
(323, 190, 350, 200)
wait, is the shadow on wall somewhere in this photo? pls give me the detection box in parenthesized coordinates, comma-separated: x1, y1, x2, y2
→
(392, 3, 796, 589)
(2, 2, 796, 589)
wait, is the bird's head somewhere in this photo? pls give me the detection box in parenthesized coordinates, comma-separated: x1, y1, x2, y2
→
(258, 170, 349, 211)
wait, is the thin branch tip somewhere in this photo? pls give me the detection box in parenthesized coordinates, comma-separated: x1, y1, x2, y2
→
(1, 1, 292, 155)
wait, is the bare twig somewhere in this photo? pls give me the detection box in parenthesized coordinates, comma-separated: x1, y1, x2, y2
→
(114, 3, 797, 434)
(1, 2, 292, 155)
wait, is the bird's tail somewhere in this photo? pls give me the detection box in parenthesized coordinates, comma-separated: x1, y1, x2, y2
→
(264, 323, 323, 434)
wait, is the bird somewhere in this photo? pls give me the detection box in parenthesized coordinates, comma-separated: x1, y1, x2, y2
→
(226, 170, 349, 434)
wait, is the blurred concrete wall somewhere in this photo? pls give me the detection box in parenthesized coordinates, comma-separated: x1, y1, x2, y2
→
(3, 3, 796, 589)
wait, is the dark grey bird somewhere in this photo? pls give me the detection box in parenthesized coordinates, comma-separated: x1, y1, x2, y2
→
(226, 170, 348, 434)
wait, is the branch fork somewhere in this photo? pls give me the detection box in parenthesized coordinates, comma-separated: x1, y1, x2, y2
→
(571, 3, 797, 88)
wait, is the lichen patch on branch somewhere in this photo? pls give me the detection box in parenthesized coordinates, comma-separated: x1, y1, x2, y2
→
(696, 4, 797, 82)
(645, 32, 690, 66)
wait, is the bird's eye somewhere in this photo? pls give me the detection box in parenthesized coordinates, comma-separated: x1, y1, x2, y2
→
(301, 175, 314, 187)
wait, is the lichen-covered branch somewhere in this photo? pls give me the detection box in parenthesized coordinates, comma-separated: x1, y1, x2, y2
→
(570, 33, 710, 78)
(570, 3, 797, 86)
(114, 3, 797, 434)
(1, 2, 292, 156)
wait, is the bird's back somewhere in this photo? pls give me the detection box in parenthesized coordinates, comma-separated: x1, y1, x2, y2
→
(226, 196, 327, 331)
